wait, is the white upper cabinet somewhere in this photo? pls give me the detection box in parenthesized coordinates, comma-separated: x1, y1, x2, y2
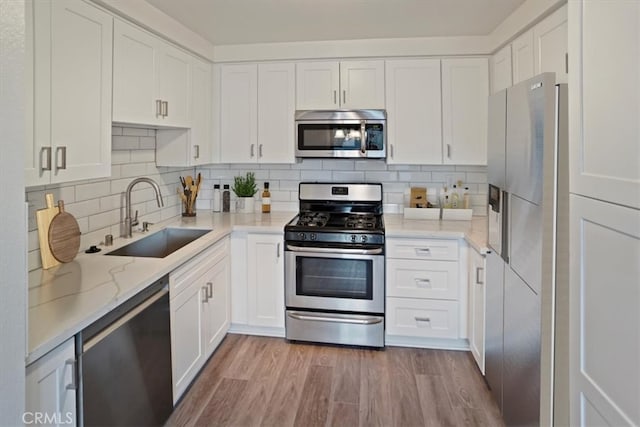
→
(219, 62, 296, 164)
(442, 58, 489, 165)
(26, 0, 112, 187)
(219, 63, 258, 163)
(491, 44, 513, 93)
(533, 5, 568, 84)
(296, 60, 385, 110)
(385, 59, 443, 164)
(113, 19, 191, 127)
(512, 30, 535, 84)
(156, 58, 213, 167)
(257, 63, 296, 163)
(339, 60, 386, 109)
(569, 0, 640, 209)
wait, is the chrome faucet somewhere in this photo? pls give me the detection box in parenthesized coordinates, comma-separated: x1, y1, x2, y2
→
(123, 177, 164, 238)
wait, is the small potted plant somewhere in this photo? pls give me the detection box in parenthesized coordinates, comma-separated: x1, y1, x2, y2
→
(232, 172, 258, 213)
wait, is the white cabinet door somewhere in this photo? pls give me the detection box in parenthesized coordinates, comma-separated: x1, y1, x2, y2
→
(385, 59, 442, 164)
(569, 0, 640, 209)
(190, 58, 213, 165)
(258, 63, 295, 163)
(442, 58, 489, 165)
(468, 247, 486, 373)
(170, 278, 205, 401)
(534, 5, 568, 84)
(512, 29, 535, 84)
(26, 338, 76, 427)
(220, 64, 258, 163)
(340, 60, 385, 109)
(28, 0, 112, 186)
(247, 234, 285, 328)
(491, 44, 513, 93)
(570, 194, 640, 426)
(295, 61, 340, 109)
(157, 44, 191, 127)
(112, 19, 159, 125)
(203, 256, 230, 357)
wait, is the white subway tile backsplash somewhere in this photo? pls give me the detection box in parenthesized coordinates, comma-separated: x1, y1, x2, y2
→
(111, 151, 130, 164)
(300, 170, 328, 181)
(121, 163, 149, 178)
(355, 160, 388, 171)
(278, 180, 300, 191)
(269, 169, 301, 180)
(122, 127, 149, 137)
(431, 172, 467, 184)
(466, 172, 488, 184)
(398, 172, 432, 182)
(112, 126, 123, 136)
(130, 150, 156, 163)
(332, 171, 365, 182)
(365, 171, 398, 182)
(75, 181, 111, 202)
(388, 164, 422, 171)
(138, 136, 156, 149)
(112, 135, 139, 150)
(322, 159, 354, 170)
(291, 159, 323, 170)
(65, 199, 102, 219)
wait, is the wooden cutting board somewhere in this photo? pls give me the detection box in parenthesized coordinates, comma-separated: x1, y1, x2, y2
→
(36, 194, 60, 269)
(48, 200, 81, 263)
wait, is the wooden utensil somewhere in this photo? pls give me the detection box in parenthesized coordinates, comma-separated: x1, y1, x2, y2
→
(36, 193, 60, 269)
(48, 200, 81, 263)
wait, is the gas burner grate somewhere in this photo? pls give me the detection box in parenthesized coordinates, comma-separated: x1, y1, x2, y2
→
(344, 215, 378, 229)
(297, 212, 330, 227)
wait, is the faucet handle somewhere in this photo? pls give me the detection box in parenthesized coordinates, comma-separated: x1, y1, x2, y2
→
(142, 221, 153, 232)
(132, 210, 139, 227)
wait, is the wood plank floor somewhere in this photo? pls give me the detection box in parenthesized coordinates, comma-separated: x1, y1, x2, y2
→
(167, 334, 505, 427)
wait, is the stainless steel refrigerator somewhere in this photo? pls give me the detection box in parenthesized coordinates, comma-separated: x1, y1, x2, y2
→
(485, 73, 569, 426)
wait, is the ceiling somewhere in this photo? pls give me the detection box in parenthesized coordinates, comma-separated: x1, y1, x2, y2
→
(143, 0, 527, 46)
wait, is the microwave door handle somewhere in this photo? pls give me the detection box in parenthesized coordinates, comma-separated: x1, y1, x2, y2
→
(360, 121, 366, 154)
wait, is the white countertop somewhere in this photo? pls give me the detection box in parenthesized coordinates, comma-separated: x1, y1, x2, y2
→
(27, 211, 487, 364)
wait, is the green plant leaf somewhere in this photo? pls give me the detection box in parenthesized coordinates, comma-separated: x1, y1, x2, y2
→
(231, 172, 258, 197)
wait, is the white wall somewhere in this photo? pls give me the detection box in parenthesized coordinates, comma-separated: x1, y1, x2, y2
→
(0, 0, 27, 422)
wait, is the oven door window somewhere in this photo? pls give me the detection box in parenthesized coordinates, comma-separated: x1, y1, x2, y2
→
(296, 256, 373, 300)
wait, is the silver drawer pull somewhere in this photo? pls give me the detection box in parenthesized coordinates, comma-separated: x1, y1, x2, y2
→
(65, 359, 77, 390)
(415, 248, 431, 255)
(476, 267, 484, 285)
(415, 278, 431, 287)
(288, 311, 382, 325)
(415, 316, 431, 323)
(206, 282, 213, 299)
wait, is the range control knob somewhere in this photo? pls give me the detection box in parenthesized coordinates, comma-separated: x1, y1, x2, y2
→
(310, 233, 317, 241)
(350, 234, 357, 242)
(298, 232, 306, 240)
(361, 235, 368, 243)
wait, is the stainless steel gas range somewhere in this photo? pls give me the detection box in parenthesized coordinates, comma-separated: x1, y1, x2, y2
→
(284, 183, 385, 348)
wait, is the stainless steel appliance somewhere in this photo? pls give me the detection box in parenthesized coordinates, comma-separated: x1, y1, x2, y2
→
(295, 110, 386, 159)
(485, 73, 569, 426)
(284, 183, 385, 347)
(78, 276, 172, 426)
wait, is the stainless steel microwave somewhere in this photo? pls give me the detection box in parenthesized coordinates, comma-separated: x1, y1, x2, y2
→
(295, 110, 386, 159)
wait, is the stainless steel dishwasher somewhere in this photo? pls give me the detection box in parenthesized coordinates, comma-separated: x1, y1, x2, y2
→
(78, 276, 172, 426)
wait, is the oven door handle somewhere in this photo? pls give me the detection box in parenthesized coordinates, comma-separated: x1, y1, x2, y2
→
(287, 311, 383, 325)
(286, 244, 383, 255)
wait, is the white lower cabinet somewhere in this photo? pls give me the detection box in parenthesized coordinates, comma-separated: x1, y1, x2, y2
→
(25, 338, 77, 427)
(386, 237, 467, 348)
(468, 246, 486, 373)
(169, 238, 230, 402)
(230, 232, 285, 335)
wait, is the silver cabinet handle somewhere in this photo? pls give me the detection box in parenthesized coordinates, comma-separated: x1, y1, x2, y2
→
(56, 146, 67, 170)
(162, 101, 168, 117)
(390, 144, 394, 159)
(333, 90, 337, 105)
(276, 242, 280, 258)
(206, 282, 213, 299)
(415, 317, 431, 323)
(287, 244, 383, 255)
(415, 248, 431, 255)
(41, 147, 52, 171)
(360, 121, 366, 154)
(415, 278, 431, 287)
(155, 99, 162, 117)
(194, 144, 200, 159)
(250, 144, 255, 158)
(288, 311, 383, 325)
(343, 90, 346, 105)
(476, 267, 484, 285)
(202, 287, 208, 303)
(65, 359, 77, 390)
(259, 144, 263, 158)
(447, 144, 451, 159)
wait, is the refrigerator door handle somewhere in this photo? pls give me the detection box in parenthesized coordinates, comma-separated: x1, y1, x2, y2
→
(501, 190, 509, 263)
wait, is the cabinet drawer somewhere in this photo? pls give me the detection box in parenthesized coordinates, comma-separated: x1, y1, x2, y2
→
(386, 259, 459, 300)
(386, 238, 459, 261)
(386, 297, 459, 339)
(171, 236, 229, 298)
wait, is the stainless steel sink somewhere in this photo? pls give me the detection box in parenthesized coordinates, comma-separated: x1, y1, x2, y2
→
(105, 228, 211, 258)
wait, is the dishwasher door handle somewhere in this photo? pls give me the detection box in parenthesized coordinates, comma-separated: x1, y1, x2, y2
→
(83, 286, 169, 352)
